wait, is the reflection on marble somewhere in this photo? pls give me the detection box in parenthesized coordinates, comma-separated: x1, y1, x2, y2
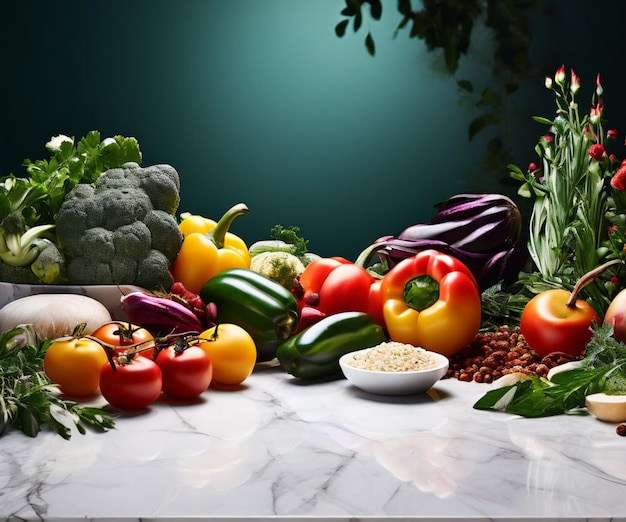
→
(1, 366, 625, 521)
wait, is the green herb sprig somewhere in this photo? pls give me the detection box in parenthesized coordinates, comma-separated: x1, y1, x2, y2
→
(270, 224, 309, 257)
(0, 325, 115, 439)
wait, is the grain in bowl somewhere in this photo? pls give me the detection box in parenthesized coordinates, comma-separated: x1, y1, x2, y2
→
(343, 342, 440, 372)
(339, 343, 449, 395)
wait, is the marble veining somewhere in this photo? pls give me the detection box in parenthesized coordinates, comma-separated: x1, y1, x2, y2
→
(1, 365, 625, 521)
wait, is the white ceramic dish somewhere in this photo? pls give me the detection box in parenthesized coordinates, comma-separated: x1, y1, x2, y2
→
(339, 347, 449, 396)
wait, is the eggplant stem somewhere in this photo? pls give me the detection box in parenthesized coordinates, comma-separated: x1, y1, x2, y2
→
(566, 258, 623, 308)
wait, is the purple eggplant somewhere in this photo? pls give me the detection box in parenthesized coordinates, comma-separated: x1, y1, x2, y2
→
(121, 291, 205, 336)
(360, 193, 527, 291)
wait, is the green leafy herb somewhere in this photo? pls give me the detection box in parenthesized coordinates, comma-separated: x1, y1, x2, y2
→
(15, 131, 142, 227)
(474, 322, 626, 417)
(473, 367, 604, 418)
(479, 282, 529, 329)
(0, 325, 115, 439)
(270, 225, 309, 257)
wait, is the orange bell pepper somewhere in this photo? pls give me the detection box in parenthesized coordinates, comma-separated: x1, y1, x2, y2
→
(172, 203, 251, 294)
(380, 249, 481, 357)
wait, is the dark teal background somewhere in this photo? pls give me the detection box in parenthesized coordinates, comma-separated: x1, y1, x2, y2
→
(2, 1, 626, 259)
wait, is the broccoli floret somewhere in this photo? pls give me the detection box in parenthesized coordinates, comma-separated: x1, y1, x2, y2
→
(67, 256, 114, 285)
(79, 227, 115, 261)
(136, 249, 172, 290)
(137, 164, 180, 214)
(143, 209, 182, 262)
(55, 163, 184, 290)
(112, 222, 151, 260)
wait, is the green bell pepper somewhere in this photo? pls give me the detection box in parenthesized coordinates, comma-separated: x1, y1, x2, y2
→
(276, 311, 387, 380)
(200, 267, 300, 362)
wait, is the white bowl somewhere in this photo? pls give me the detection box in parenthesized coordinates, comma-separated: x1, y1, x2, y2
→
(339, 347, 449, 396)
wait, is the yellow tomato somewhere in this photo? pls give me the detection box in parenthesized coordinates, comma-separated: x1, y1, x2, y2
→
(43, 337, 109, 397)
(198, 323, 256, 385)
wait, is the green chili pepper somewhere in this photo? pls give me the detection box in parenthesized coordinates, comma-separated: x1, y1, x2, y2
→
(276, 311, 387, 380)
(200, 268, 300, 362)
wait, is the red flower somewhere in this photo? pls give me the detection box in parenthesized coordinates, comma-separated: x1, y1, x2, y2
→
(570, 68, 581, 94)
(608, 129, 619, 140)
(588, 143, 605, 161)
(528, 162, 539, 173)
(590, 100, 604, 124)
(611, 166, 626, 191)
(555, 65, 566, 86)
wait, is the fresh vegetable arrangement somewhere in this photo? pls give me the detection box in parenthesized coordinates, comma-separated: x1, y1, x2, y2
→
(4, 65, 626, 440)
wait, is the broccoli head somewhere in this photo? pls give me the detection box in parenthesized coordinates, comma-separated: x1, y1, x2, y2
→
(56, 162, 183, 290)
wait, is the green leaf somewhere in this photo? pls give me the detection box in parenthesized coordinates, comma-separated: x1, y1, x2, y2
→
(468, 112, 500, 140)
(457, 79, 473, 93)
(353, 11, 363, 31)
(335, 19, 350, 37)
(397, 0, 412, 16)
(368, 0, 382, 20)
(365, 32, 376, 56)
(476, 87, 501, 108)
(532, 116, 554, 125)
(443, 38, 459, 73)
(474, 366, 609, 418)
(393, 16, 410, 38)
(16, 403, 40, 437)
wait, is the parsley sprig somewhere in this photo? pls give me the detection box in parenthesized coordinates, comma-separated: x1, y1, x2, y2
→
(270, 224, 309, 257)
(0, 325, 115, 439)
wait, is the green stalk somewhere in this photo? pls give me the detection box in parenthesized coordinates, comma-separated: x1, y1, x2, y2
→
(206, 203, 249, 249)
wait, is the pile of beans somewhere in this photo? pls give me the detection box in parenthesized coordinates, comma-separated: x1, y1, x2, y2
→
(445, 325, 580, 383)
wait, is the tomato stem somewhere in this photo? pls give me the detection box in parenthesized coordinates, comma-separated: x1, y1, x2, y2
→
(567, 258, 623, 308)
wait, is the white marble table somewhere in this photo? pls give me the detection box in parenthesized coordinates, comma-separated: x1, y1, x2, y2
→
(1, 364, 625, 522)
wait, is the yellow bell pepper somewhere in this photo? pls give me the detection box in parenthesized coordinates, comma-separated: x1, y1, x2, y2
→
(172, 203, 251, 294)
(380, 249, 481, 357)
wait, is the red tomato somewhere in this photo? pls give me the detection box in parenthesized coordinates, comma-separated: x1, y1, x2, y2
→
(91, 321, 155, 358)
(155, 345, 213, 399)
(519, 288, 600, 357)
(99, 356, 163, 410)
(299, 257, 380, 320)
(44, 337, 108, 397)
